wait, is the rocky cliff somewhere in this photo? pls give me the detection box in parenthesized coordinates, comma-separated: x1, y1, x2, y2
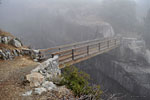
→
(76, 37, 150, 100)
(0, 29, 44, 61)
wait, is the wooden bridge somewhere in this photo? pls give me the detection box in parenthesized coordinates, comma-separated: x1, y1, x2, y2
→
(40, 37, 120, 67)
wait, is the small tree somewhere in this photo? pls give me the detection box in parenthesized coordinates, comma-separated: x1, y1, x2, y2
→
(60, 65, 102, 99)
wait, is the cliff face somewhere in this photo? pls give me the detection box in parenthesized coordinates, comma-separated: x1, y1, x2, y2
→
(76, 38, 150, 99)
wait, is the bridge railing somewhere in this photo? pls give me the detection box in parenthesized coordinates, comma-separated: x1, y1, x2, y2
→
(40, 37, 120, 66)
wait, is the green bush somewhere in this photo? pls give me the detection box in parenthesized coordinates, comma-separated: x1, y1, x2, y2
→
(60, 65, 102, 99)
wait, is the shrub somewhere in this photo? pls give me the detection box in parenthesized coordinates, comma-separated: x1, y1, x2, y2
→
(60, 65, 102, 99)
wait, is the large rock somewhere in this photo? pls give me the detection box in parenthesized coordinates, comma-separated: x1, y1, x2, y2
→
(24, 55, 61, 96)
(31, 49, 40, 61)
(0, 49, 12, 60)
(9, 38, 22, 48)
(31, 55, 61, 81)
(21, 48, 31, 55)
(22, 90, 32, 96)
(26, 72, 45, 87)
(2, 37, 8, 44)
(0, 50, 3, 58)
(0, 36, 2, 43)
(34, 87, 47, 95)
(42, 81, 56, 91)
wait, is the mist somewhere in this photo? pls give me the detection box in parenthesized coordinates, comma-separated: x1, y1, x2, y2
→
(1, 0, 150, 99)
(0, 0, 150, 49)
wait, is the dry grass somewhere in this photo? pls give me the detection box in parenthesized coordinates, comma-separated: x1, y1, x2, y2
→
(0, 29, 28, 49)
(0, 57, 75, 100)
(0, 56, 38, 100)
(0, 29, 14, 38)
(0, 43, 18, 50)
(0, 43, 28, 50)
(0, 56, 37, 80)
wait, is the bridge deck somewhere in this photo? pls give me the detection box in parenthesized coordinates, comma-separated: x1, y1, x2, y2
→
(40, 37, 120, 68)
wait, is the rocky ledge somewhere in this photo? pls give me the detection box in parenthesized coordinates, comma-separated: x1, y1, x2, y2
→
(0, 30, 45, 61)
(22, 55, 76, 99)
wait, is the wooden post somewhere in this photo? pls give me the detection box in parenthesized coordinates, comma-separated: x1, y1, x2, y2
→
(107, 40, 109, 48)
(115, 39, 117, 46)
(72, 49, 74, 60)
(58, 48, 61, 52)
(58, 48, 61, 56)
(87, 45, 89, 55)
(74, 45, 76, 49)
(51, 54, 54, 58)
(98, 43, 101, 52)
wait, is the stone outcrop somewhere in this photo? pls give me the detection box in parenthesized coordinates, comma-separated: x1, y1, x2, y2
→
(0, 34, 43, 61)
(34, 87, 47, 95)
(24, 55, 61, 95)
(0, 36, 12, 44)
(26, 72, 45, 87)
(0, 47, 43, 61)
(31, 55, 61, 81)
(9, 38, 22, 48)
(0, 48, 20, 60)
(0, 36, 22, 47)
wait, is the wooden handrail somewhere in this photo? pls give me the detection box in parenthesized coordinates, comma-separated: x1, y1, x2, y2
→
(40, 37, 120, 67)
(39, 37, 116, 52)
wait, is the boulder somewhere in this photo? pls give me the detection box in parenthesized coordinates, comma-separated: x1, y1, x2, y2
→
(1, 52, 6, 60)
(5, 50, 12, 60)
(31, 50, 39, 61)
(13, 49, 18, 56)
(22, 48, 31, 55)
(26, 72, 45, 87)
(9, 38, 22, 48)
(0, 36, 2, 43)
(0, 50, 3, 58)
(14, 49, 21, 56)
(22, 90, 32, 96)
(42, 81, 56, 91)
(34, 87, 47, 95)
(2, 37, 8, 44)
(7, 36, 12, 41)
(31, 55, 61, 81)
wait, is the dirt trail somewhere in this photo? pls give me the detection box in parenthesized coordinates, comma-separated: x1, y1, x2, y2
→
(0, 57, 38, 100)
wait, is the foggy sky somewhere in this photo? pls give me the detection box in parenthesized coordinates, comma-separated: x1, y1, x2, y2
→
(0, 0, 149, 48)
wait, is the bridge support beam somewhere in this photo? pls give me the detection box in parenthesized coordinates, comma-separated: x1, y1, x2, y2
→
(87, 46, 89, 55)
(72, 49, 74, 60)
(98, 43, 101, 52)
(107, 41, 109, 48)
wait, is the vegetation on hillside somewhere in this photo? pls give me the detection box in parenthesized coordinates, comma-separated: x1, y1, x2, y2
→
(60, 65, 102, 99)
